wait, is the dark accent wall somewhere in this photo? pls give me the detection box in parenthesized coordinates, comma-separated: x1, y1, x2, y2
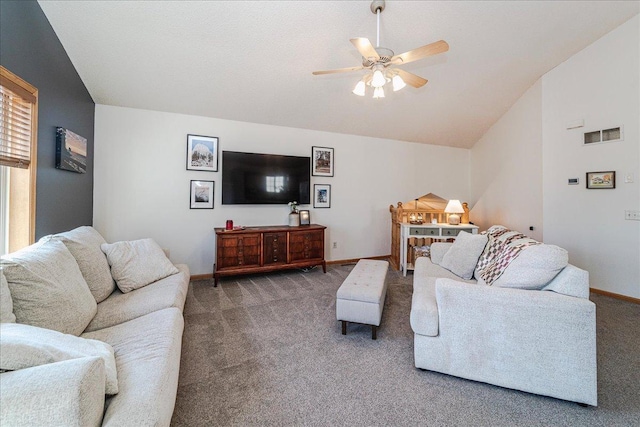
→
(0, 0, 95, 238)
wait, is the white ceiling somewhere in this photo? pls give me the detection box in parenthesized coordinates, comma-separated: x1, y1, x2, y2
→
(38, 1, 639, 149)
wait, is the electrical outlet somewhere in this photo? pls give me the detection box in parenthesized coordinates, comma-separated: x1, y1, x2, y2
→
(625, 210, 640, 221)
(332, 242, 337, 249)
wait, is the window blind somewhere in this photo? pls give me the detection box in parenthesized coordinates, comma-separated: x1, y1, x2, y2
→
(0, 71, 36, 169)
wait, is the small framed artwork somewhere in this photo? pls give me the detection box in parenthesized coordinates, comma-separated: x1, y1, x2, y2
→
(55, 127, 87, 174)
(190, 180, 214, 209)
(312, 146, 334, 177)
(299, 210, 311, 225)
(187, 134, 218, 172)
(313, 184, 331, 208)
(586, 171, 615, 189)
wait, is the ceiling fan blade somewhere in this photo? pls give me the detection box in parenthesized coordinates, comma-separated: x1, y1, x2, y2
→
(312, 66, 364, 75)
(396, 69, 428, 88)
(391, 40, 449, 65)
(350, 38, 380, 62)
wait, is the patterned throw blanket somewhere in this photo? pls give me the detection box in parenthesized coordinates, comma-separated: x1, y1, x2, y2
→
(475, 226, 541, 285)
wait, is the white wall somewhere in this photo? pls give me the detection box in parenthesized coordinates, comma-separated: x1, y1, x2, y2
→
(93, 105, 469, 275)
(542, 15, 639, 298)
(469, 80, 543, 241)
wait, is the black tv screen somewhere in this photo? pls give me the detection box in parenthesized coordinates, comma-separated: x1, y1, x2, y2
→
(222, 151, 311, 205)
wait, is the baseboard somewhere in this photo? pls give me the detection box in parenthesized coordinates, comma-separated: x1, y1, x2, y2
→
(326, 255, 391, 266)
(590, 288, 640, 304)
(192, 255, 391, 280)
(190, 273, 213, 281)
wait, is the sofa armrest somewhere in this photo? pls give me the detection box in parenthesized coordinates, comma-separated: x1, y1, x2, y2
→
(0, 357, 106, 427)
(433, 278, 597, 406)
(430, 242, 453, 265)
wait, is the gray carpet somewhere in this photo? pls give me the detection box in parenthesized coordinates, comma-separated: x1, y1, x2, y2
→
(171, 264, 640, 426)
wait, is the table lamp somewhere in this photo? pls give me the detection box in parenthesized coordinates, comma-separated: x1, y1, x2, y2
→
(445, 200, 464, 225)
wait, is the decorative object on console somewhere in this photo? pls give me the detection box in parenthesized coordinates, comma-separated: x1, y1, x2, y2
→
(586, 171, 615, 189)
(312, 146, 334, 177)
(288, 212, 300, 227)
(186, 134, 218, 172)
(445, 200, 464, 225)
(190, 180, 214, 209)
(409, 199, 424, 224)
(288, 201, 299, 213)
(314, 184, 331, 208)
(55, 127, 87, 174)
(312, 0, 449, 99)
(299, 210, 311, 225)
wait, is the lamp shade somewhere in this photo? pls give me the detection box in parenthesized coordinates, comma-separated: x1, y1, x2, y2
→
(371, 69, 386, 88)
(392, 75, 406, 91)
(444, 200, 464, 213)
(352, 81, 366, 96)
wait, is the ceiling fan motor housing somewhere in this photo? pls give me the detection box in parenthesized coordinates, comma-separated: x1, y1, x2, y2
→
(362, 47, 394, 67)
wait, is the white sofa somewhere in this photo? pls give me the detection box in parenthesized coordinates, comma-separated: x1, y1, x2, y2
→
(410, 226, 597, 406)
(0, 226, 190, 426)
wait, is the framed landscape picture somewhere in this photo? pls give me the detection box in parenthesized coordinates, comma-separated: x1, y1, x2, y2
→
(187, 134, 218, 172)
(586, 171, 615, 189)
(313, 184, 331, 208)
(190, 180, 214, 209)
(312, 146, 334, 177)
(55, 127, 87, 173)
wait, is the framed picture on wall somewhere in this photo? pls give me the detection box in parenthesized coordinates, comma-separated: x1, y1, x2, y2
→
(55, 127, 87, 174)
(187, 134, 218, 172)
(190, 180, 214, 209)
(313, 184, 331, 208)
(312, 146, 334, 177)
(586, 171, 615, 189)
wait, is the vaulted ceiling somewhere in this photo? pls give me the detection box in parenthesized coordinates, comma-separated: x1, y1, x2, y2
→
(39, 1, 639, 149)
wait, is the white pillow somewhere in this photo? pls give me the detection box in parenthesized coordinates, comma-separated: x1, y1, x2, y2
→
(52, 226, 116, 303)
(1, 239, 97, 335)
(101, 238, 179, 293)
(439, 231, 489, 280)
(1, 269, 16, 323)
(0, 323, 118, 395)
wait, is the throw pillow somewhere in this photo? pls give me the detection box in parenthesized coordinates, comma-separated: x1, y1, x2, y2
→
(101, 238, 179, 293)
(1, 269, 16, 323)
(492, 244, 568, 290)
(1, 239, 97, 336)
(52, 226, 116, 303)
(0, 323, 118, 395)
(439, 231, 489, 280)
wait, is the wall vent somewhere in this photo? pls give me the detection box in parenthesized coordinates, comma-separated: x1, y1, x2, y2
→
(583, 126, 623, 145)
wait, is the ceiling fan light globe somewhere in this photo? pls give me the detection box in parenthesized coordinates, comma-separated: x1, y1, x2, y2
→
(373, 86, 385, 99)
(352, 81, 366, 96)
(392, 75, 406, 91)
(371, 70, 386, 88)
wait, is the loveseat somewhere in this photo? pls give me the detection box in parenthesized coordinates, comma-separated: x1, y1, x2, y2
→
(410, 226, 597, 406)
(0, 226, 190, 426)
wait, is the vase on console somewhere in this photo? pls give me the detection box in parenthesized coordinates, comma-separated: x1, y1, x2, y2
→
(288, 201, 300, 226)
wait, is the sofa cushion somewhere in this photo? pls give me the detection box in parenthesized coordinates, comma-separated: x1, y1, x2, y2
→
(1, 269, 16, 323)
(0, 357, 106, 427)
(0, 323, 118, 394)
(101, 238, 179, 293)
(52, 226, 116, 303)
(82, 308, 184, 427)
(414, 257, 477, 284)
(488, 244, 569, 290)
(541, 264, 589, 299)
(439, 231, 488, 280)
(1, 239, 97, 335)
(85, 263, 190, 332)
(429, 242, 453, 265)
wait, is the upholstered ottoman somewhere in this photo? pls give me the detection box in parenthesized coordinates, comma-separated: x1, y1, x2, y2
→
(336, 259, 389, 340)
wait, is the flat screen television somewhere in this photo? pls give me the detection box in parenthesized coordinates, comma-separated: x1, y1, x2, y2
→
(222, 151, 311, 205)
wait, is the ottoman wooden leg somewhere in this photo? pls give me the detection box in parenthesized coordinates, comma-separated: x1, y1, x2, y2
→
(372, 325, 377, 340)
(341, 321, 347, 335)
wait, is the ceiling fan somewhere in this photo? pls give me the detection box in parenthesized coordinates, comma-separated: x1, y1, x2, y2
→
(312, 0, 449, 98)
